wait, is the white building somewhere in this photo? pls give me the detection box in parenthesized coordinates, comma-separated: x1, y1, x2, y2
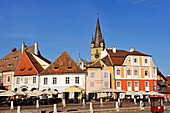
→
(40, 51, 86, 99)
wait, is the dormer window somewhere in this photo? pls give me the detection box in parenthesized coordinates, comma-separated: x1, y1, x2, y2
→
(28, 67, 32, 71)
(68, 65, 72, 69)
(20, 67, 25, 71)
(54, 66, 59, 70)
(7, 64, 12, 67)
(0, 66, 2, 68)
(4, 59, 8, 62)
(34, 62, 38, 64)
(13, 57, 17, 60)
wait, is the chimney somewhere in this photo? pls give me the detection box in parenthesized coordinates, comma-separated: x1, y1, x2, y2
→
(130, 47, 134, 52)
(22, 42, 25, 54)
(113, 46, 116, 53)
(34, 43, 38, 55)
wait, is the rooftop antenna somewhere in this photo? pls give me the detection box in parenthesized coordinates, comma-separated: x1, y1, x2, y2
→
(79, 53, 80, 58)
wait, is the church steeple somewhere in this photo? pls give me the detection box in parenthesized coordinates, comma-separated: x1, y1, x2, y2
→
(94, 17, 103, 47)
(91, 14, 106, 62)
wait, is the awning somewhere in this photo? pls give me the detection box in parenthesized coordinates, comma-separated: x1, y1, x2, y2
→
(15, 90, 26, 96)
(62, 85, 84, 93)
(90, 88, 126, 93)
(137, 91, 149, 95)
(0, 90, 16, 96)
(126, 91, 139, 95)
(49, 90, 61, 95)
(149, 91, 164, 96)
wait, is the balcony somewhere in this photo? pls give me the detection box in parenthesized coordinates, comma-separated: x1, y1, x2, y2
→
(157, 80, 167, 86)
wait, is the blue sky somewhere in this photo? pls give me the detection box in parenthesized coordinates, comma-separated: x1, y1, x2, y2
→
(0, 0, 170, 76)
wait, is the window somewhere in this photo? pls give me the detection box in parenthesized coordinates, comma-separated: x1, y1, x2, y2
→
(65, 77, 70, 84)
(53, 77, 57, 84)
(13, 57, 17, 60)
(90, 82, 94, 87)
(134, 70, 138, 77)
(33, 77, 36, 83)
(16, 77, 20, 84)
(145, 70, 148, 77)
(3, 59, 7, 62)
(7, 64, 12, 67)
(134, 58, 137, 63)
(44, 78, 48, 85)
(104, 72, 108, 78)
(91, 72, 95, 78)
(24, 77, 28, 84)
(7, 75, 10, 83)
(154, 82, 156, 91)
(105, 82, 108, 87)
(75, 77, 79, 84)
(127, 81, 132, 87)
(145, 59, 147, 63)
(117, 69, 120, 76)
(0, 78, 2, 84)
(116, 81, 121, 90)
(135, 81, 138, 87)
(127, 70, 131, 76)
(0, 66, 2, 68)
(54, 66, 59, 69)
(145, 82, 149, 87)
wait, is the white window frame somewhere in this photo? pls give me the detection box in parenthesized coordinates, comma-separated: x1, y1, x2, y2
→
(134, 70, 138, 78)
(105, 82, 108, 87)
(145, 81, 149, 91)
(134, 81, 139, 91)
(117, 69, 120, 76)
(91, 72, 95, 78)
(7, 75, 11, 83)
(145, 70, 149, 78)
(75, 77, 79, 84)
(116, 81, 121, 90)
(154, 81, 156, 91)
(90, 82, 94, 87)
(53, 77, 57, 84)
(134, 58, 137, 65)
(104, 72, 108, 78)
(44, 78, 48, 85)
(65, 77, 70, 84)
(24, 77, 28, 84)
(33, 77, 36, 83)
(127, 81, 132, 91)
(127, 70, 131, 78)
(16, 77, 20, 84)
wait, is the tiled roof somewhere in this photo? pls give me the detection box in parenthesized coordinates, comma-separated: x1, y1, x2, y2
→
(101, 55, 112, 66)
(110, 57, 126, 66)
(34, 54, 51, 64)
(0, 46, 34, 72)
(41, 51, 84, 74)
(14, 52, 44, 75)
(166, 76, 170, 85)
(106, 49, 129, 57)
(129, 50, 150, 56)
(87, 60, 102, 68)
(157, 69, 168, 81)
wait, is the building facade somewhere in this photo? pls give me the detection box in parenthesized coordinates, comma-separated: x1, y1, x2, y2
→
(40, 51, 86, 99)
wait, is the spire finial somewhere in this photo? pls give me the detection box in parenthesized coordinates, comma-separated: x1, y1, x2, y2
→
(97, 13, 99, 18)
(79, 53, 80, 58)
(92, 34, 93, 38)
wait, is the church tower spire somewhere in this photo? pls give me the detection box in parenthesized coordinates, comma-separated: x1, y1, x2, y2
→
(91, 14, 105, 62)
(94, 17, 103, 47)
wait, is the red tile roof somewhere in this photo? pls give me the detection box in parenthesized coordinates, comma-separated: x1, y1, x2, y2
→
(41, 51, 84, 74)
(101, 55, 112, 66)
(14, 52, 44, 75)
(87, 60, 102, 68)
(0, 46, 34, 72)
(106, 49, 129, 57)
(166, 76, 170, 85)
(129, 50, 150, 56)
(157, 69, 168, 81)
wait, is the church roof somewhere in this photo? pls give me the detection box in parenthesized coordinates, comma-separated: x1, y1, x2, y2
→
(14, 51, 44, 75)
(41, 51, 84, 74)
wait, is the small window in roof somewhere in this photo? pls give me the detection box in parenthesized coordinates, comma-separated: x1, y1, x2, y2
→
(4, 59, 7, 62)
(13, 57, 17, 60)
(0, 66, 2, 68)
(20, 67, 25, 71)
(7, 64, 12, 67)
(54, 66, 59, 70)
(68, 65, 72, 69)
(28, 67, 32, 71)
